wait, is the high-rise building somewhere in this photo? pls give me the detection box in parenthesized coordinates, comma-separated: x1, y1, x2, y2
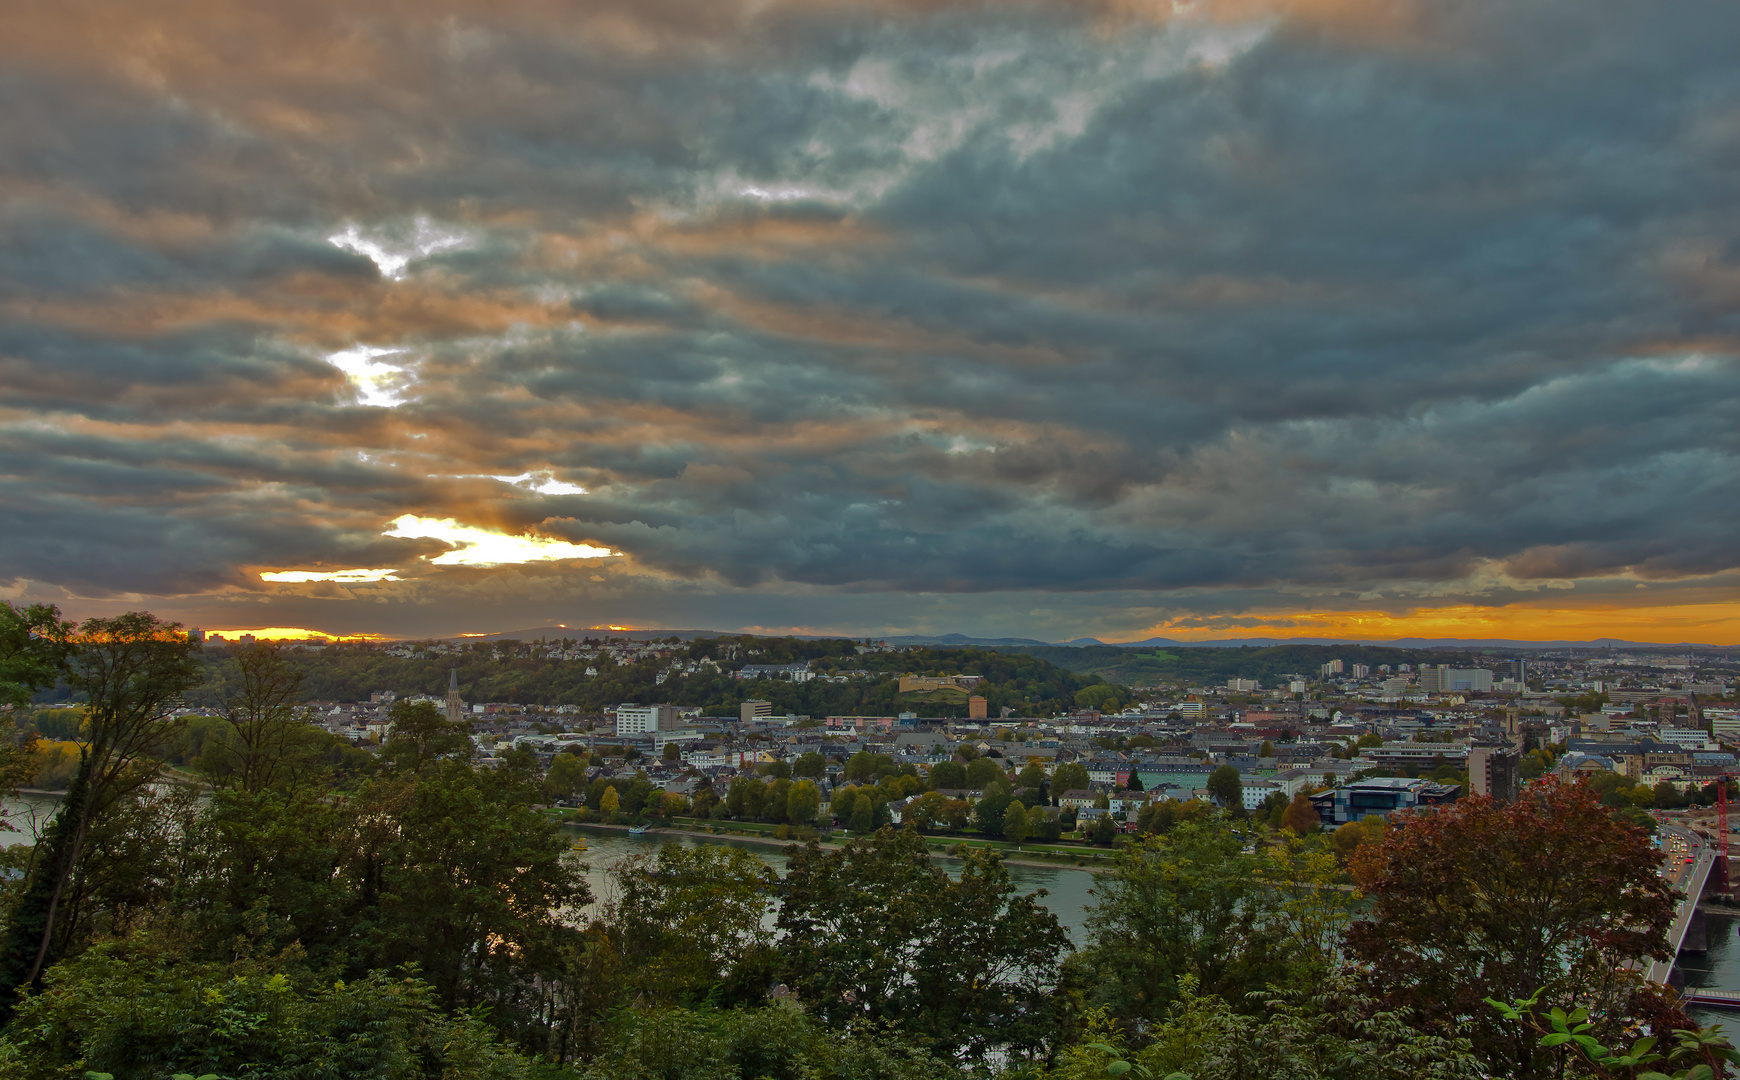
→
(445, 669, 464, 724)
(968, 695, 988, 719)
(1419, 666, 1494, 694)
(617, 703, 678, 735)
(1321, 659, 1344, 677)
(1468, 747, 1521, 802)
(1351, 664, 1370, 678)
(740, 699, 773, 724)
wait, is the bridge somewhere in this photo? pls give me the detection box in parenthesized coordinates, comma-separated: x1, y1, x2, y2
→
(1647, 825, 1719, 987)
(1683, 989, 1740, 1011)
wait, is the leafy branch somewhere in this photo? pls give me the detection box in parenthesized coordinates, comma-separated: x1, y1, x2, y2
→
(1487, 989, 1739, 1080)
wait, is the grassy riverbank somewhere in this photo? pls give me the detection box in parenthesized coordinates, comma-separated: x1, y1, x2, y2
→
(548, 811, 1113, 872)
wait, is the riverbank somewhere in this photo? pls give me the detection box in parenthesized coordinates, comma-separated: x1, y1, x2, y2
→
(556, 818, 1108, 874)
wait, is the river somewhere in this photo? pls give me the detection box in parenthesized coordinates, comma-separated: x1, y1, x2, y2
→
(1677, 910, 1740, 1032)
(562, 823, 1100, 944)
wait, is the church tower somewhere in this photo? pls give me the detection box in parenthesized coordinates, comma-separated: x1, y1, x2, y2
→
(445, 668, 464, 724)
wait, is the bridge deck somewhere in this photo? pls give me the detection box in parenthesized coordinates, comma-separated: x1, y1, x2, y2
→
(1647, 845, 1716, 987)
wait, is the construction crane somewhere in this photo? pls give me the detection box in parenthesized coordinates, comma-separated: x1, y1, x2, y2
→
(1720, 772, 1733, 892)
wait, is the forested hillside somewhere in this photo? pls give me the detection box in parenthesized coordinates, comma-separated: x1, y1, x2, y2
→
(194, 635, 1109, 718)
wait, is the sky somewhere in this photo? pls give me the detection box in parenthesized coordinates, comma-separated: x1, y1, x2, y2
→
(3, 0, 1738, 645)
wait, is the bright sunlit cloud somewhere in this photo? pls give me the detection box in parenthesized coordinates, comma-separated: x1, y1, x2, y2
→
(488, 472, 588, 495)
(326, 346, 411, 407)
(384, 515, 616, 567)
(260, 568, 403, 583)
(327, 215, 472, 280)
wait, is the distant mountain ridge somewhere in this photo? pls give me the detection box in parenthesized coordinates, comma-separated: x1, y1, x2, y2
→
(440, 626, 1722, 650)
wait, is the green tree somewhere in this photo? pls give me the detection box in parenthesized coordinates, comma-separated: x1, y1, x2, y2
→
(1003, 801, 1032, 847)
(1016, 762, 1048, 790)
(1259, 740, 1275, 757)
(847, 791, 874, 833)
(200, 642, 328, 794)
(1052, 762, 1091, 796)
(1347, 778, 1677, 1078)
(777, 828, 1071, 1060)
(786, 779, 820, 826)
(928, 760, 967, 790)
(974, 781, 1014, 839)
(1067, 824, 1292, 1025)
(793, 751, 827, 779)
(604, 843, 776, 1005)
(965, 756, 1005, 790)
(0, 602, 74, 710)
(0, 612, 201, 1011)
(379, 700, 472, 776)
(1206, 765, 1242, 809)
(544, 752, 588, 802)
(663, 741, 681, 761)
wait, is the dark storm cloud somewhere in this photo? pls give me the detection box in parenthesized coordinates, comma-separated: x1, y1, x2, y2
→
(1, 0, 1737, 635)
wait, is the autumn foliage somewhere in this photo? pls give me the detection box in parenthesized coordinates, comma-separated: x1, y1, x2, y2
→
(1347, 778, 1676, 1078)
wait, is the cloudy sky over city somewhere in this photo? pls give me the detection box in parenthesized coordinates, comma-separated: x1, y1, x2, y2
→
(3, 0, 1737, 643)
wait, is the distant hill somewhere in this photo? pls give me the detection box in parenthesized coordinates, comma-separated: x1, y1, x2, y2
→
(438, 626, 1723, 652)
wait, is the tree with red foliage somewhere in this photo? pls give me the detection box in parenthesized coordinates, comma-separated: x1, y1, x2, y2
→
(1346, 778, 1676, 1079)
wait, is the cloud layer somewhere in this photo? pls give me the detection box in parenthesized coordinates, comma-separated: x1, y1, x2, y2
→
(2, 0, 1737, 640)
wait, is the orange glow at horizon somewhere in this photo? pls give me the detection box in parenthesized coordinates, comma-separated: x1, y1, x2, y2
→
(1138, 601, 1740, 645)
(199, 626, 387, 641)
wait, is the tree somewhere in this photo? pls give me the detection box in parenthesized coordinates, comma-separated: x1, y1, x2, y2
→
(1206, 765, 1242, 809)
(845, 751, 891, 783)
(1016, 762, 1048, 790)
(777, 828, 1071, 1059)
(545, 752, 588, 802)
(928, 760, 966, 790)
(0, 602, 74, 709)
(1347, 779, 1677, 1078)
(201, 642, 326, 794)
(1259, 740, 1275, 757)
(379, 700, 473, 775)
(0, 612, 201, 1011)
(662, 741, 681, 761)
(1088, 815, 1117, 845)
(1052, 762, 1091, 796)
(974, 781, 1014, 839)
(1067, 824, 1292, 1025)
(786, 779, 820, 826)
(1003, 800, 1032, 847)
(599, 785, 621, 817)
(605, 843, 776, 1005)
(1280, 793, 1320, 835)
(847, 791, 874, 833)
(793, 751, 827, 779)
(965, 756, 1006, 790)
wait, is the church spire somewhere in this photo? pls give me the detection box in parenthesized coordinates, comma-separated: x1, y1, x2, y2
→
(445, 668, 464, 723)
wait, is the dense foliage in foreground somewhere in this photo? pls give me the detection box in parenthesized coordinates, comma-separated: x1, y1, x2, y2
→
(0, 603, 1730, 1079)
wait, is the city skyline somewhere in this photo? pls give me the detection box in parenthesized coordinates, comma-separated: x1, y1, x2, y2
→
(4, 0, 1738, 645)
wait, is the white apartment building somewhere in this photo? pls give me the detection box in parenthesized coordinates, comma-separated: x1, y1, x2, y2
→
(616, 703, 679, 735)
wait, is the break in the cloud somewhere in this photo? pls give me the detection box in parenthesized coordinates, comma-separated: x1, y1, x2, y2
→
(0, 0, 1736, 642)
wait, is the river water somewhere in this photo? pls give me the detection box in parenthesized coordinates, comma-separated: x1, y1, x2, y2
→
(562, 824, 1100, 944)
(1677, 910, 1740, 1032)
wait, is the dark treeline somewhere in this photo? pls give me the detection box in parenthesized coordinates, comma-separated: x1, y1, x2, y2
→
(0, 603, 1733, 1080)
